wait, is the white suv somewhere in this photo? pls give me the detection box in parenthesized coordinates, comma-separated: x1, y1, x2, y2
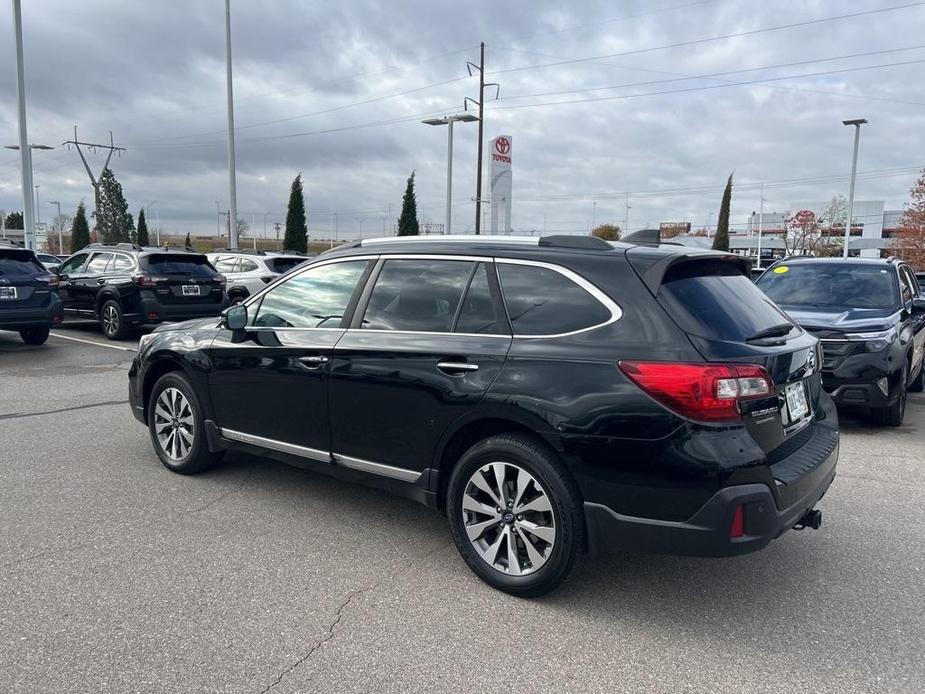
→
(206, 250, 309, 303)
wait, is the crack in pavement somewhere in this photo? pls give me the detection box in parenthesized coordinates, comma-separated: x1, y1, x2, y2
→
(0, 399, 128, 421)
(189, 468, 254, 514)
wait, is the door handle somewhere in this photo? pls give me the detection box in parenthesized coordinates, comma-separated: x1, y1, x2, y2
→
(298, 355, 330, 368)
(437, 361, 479, 374)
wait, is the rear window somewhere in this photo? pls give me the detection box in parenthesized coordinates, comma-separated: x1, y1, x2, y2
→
(266, 257, 305, 274)
(659, 260, 793, 342)
(756, 262, 898, 310)
(0, 250, 42, 276)
(142, 254, 216, 277)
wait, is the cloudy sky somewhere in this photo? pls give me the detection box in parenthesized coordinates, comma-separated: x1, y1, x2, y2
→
(2, 0, 924, 240)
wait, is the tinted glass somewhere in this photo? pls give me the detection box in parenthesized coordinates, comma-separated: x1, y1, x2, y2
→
(756, 262, 898, 310)
(899, 267, 915, 302)
(111, 254, 134, 272)
(57, 253, 88, 274)
(0, 250, 42, 276)
(86, 253, 113, 274)
(213, 257, 238, 273)
(253, 260, 368, 328)
(456, 262, 507, 335)
(142, 254, 216, 277)
(661, 260, 793, 342)
(498, 263, 610, 335)
(904, 267, 921, 296)
(363, 259, 474, 332)
(238, 258, 259, 273)
(266, 257, 304, 274)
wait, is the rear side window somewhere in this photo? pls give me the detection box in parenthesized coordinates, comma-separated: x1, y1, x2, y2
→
(0, 250, 42, 276)
(111, 254, 134, 272)
(239, 258, 259, 273)
(899, 267, 915, 303)
(266, 257, 304, 274)
(212, 257, 238, 273)
(455, 263, 508, 335)
(86, 253, 113, 274)
(142, 254, 216, 277)
(661, 260, 792, 342)
(362, 259, 474, 332)
(498, 262, 611, 336)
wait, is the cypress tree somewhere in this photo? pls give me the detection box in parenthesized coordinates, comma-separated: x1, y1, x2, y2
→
(70, 202, 91, 253)
(397, 171, 419, 236)
(284, 173, 308, 252)
(184, 231, 191, 248)
(136, 208, 149, 246)
(712, 173, 732, 252)
(96, 169, 134, 242)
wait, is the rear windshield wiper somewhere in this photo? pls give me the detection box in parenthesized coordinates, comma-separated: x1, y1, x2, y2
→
(746, 323, 793, 343)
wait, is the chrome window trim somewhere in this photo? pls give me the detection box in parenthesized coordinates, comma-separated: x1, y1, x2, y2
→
(344, 328, 510, 339)
(361, 235, 539, 246)
(333, 453, 423, 483)
(220, 428, 329, 462)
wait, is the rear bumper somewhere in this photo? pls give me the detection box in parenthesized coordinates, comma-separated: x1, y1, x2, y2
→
(0, 299, 62, 330)
(126, 295, 229, 324)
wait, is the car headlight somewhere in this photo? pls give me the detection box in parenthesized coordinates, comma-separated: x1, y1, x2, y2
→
(844, 327, 898, 352)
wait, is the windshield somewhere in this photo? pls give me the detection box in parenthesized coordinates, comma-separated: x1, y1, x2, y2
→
(141, 254, 216, 277)
(757, 263, 898, 310)
(0, 250, 42, 277)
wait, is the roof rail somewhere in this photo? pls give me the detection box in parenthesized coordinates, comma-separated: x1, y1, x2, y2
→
(85, 242, 141, 251)
(538, 234, 612, 250)
(207, 247, 266, 255)
(621, 228, 661, 247)
(360, 235, 538, 246)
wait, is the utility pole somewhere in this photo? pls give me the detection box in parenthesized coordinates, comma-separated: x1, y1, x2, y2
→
(224, 0, 239, 249)
(12, 0, 36, 249)
(590, 201, 596, 232)
(465, 43, 499, 235)
(624, 193, 631, 232)
(842, 118, 867, 258)
(62, 127, 125, 241)
(274, 222, 281, 244)
(757, 182, 765, 269)
(214, 201, 221, 237)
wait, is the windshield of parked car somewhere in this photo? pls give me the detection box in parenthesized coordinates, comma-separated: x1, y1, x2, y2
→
(757, 263, 898, 310)
(0, 250, 42, 276)
(141, 254, 216, 276)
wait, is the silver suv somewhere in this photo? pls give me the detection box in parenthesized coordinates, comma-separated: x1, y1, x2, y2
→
(206, 249, 309, 303)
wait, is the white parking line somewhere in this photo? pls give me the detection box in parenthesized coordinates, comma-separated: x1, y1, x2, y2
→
(49, 331, 137, 352)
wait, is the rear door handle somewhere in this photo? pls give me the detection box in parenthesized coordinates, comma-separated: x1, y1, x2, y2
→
(298, 355, 330, 368)
(437, 361, 479, 374)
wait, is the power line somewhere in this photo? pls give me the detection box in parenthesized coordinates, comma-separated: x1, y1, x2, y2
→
(488, 2, 925, 76)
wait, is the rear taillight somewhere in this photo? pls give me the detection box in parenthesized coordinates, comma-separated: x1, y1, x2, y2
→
(213, 274, 227, 288)
(618, 361, 773, 423)
(42, 274, 59, 289)
(132, 274, 169, 288)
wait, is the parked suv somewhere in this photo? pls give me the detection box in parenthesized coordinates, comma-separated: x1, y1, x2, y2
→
(129, 235, 838, 596)
(56, 243, 229, 340)
(206, 249, 309, 303)
(757, 256, 925, 426)
(0, 240, 62, 344)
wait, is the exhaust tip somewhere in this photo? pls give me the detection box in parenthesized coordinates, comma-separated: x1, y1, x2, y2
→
(794, 509, 822, 531)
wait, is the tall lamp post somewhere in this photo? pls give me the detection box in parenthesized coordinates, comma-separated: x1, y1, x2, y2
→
(842, 118, 867, 258)
(422, 113, 479, 235)
(3, 143, 53, 248)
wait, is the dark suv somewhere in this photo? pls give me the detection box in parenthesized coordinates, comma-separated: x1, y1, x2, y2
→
(56, 243, 229, 340)
(757, 256, 925, 426)
(0, 240, 62, 344)
(128, 235, 838, 596)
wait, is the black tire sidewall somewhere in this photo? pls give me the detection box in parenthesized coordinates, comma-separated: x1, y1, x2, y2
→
(100, 299, 127, 340)
(447, 434, 583, 597)
(147, 372, 212, 474)
(20, 326, 50, 345)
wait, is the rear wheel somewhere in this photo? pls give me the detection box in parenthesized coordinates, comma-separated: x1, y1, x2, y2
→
(148, 371, 222, 474)
(19, 326, 50, 345)
(870, 362, 908, 427)
(446, 433, 584, 597)
(228, 289, 248, 305)
(99, 299, 131, 340)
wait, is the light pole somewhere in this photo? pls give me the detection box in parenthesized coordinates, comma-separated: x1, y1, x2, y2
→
(11, 0, 35, 249)
(756, 182, 765, 269)
(842, 118, 867, 258)
(590, 201, 597, 232)
(224, 0, 239, 249)
(4, 143, 53, 249)
(47, 200, 61, 253)
(422, 113, 479, 235)
(33, 185, 40, 224)
(144, 201, 157, 246)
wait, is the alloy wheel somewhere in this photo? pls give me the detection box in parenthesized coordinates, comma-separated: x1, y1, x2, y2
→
(102, 304, 119, 337)
(461, 462, 556, 576)
(153, 387, 195, 461)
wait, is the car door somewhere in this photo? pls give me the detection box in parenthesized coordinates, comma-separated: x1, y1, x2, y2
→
(206, 257, 374, 460)
(74, 252, 113, 311)
(54, 252, 90, 311)
(329, 257, 512, 480)
(900, 265, 925, 372)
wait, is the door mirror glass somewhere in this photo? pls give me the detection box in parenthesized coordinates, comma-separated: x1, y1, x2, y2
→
(222, 304, 248, 330)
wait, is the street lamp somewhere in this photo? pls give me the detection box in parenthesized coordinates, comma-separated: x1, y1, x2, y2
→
(422, 113, 479, 235)
(4, 144, 53, 249)
(842, 118, 867, 258)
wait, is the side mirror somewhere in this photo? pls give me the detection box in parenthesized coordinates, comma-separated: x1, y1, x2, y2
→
(912, 297, 925, 316)
(221, 304, 248, 331)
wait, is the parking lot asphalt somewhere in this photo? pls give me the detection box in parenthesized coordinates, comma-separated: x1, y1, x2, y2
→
(1, 323, 923, 694)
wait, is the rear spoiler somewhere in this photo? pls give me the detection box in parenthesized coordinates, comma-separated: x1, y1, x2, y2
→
(621, 228, 660, 247)
(627, 247, 752, 295)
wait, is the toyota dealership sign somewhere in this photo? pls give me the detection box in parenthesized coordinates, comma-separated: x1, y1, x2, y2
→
(489, 135, 512, 233)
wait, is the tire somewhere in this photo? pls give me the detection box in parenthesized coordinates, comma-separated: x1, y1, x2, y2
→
(870, 362, 908, 427)
(147, 371, 222, 474)
(19, 325, 50, 345)
(446, 433, 584, 598)
(229, 290, 248, 305)
(909, 357, 924, 393)
(99, 299, 131, 340)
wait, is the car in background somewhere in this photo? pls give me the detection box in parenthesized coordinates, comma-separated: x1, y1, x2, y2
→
(0, 240, 62, 344)
(56, 242, 229, 340)
(35, 253, 62, 272)
(130, 235, 837, 596)
(757, 256, 925, 426)
(206, 249, 310, 303)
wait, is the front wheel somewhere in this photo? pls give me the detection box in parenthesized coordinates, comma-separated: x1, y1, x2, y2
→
(19, 325, 50, 345)
(446, 433, 584, 597)
(148, 371, 222, 474)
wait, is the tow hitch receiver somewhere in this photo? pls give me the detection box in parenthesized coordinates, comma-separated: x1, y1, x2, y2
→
(794, 509, 822, 530)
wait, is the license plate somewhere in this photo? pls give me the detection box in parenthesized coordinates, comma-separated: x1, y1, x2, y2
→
(0, 286, 17, 299)
(181, 285, 201, 297)
(785, 381, 809, 421)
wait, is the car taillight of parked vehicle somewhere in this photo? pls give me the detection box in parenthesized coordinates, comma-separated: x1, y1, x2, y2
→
(131, 273, 169, 288)
(213, 274, 227, 288)
(618, 361, 773, 423)
(42, 274, 59, 289)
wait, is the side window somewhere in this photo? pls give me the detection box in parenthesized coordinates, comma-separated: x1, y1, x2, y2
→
(213, 257, 238, 273)
(86, 252, 113, 274)
(58, 253, 89, 274)
(455, 262, 508, 335)
(498, 262, 612, 336)
(362, 259, 474, 332)
(252, 260, 368, 329)
(902, 267, 920, 298)
(111, 254, 134, 272)
(238, 258, 259, 273)
(899, 267, 914, 303)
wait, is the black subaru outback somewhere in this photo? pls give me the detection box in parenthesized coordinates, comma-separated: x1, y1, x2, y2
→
(0, 240, 62, 345)
(56, 243, 229, 340)
(128, 235, 838, 596)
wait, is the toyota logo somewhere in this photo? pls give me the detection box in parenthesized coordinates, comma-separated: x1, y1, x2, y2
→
(495, 137, 510, 154)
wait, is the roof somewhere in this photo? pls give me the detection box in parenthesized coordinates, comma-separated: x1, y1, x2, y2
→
(774, 255, 901, 266)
